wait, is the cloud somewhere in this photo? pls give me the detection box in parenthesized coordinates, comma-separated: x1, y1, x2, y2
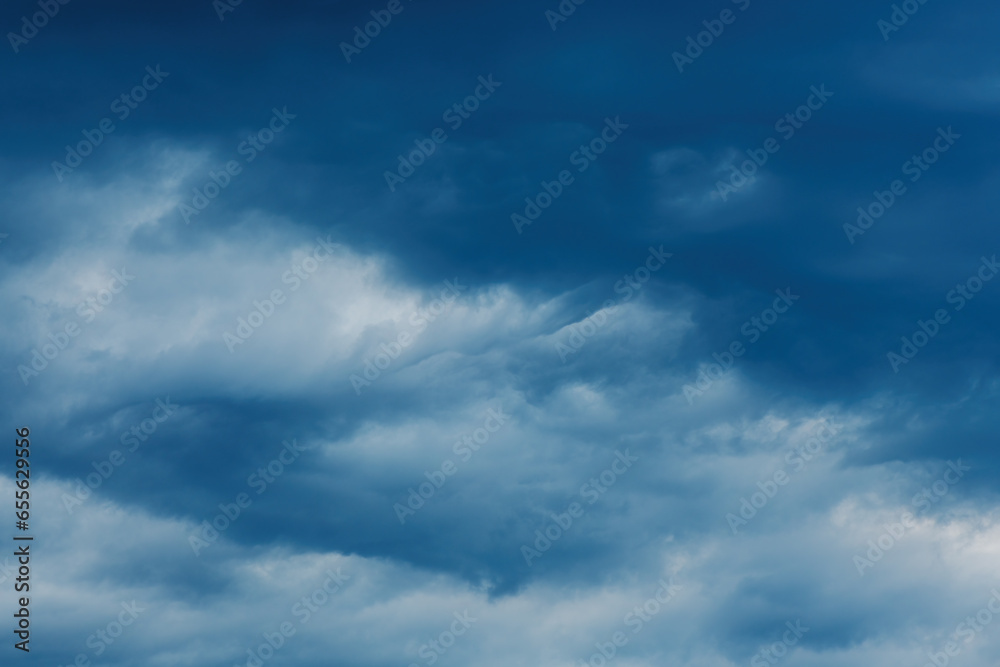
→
(3, 0, 1000, 664)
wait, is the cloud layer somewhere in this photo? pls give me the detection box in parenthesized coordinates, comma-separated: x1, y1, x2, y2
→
(2, 0, 1000, 665)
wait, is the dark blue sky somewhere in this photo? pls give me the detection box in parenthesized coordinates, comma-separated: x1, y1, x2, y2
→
(2, 1, 1000, 665)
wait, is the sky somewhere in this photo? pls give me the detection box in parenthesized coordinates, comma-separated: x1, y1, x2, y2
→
(2, 0, 1000, 665)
